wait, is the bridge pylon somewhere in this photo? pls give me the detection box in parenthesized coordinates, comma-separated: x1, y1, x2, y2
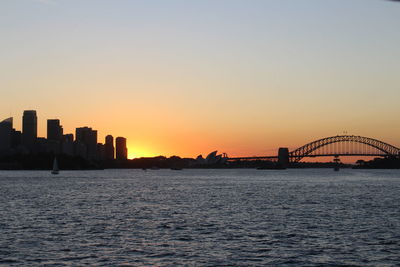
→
(278, 147, 289, 166)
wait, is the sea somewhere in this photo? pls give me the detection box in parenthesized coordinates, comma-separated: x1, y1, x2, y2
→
(0, 169, 399, 266)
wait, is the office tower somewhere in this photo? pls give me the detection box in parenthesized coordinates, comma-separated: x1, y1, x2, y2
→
(74, 141, 87, 159)
(116, 137, 127, 160)
(22, 110, 37, 151)
(47, 119, 63, 141)
(0, 117, 13, 152)
(63, 134, 74, 142)
(36, 137, 48, 154)
(11, 129, 21, 148)
(61, 134, 74, 156)
(76, 127, 98, 160)
(105, 135, 114, 160)
(46, 119, 63, 154)
(97, 143, 106, 161)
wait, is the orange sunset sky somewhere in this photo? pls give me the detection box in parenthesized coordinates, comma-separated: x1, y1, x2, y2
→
(1, 0, 399, 159)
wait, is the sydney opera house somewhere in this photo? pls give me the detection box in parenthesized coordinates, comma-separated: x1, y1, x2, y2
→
(195, 151, 228, 165)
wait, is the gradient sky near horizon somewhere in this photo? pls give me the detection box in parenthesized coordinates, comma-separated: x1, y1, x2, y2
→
(1, 0, 399, 159)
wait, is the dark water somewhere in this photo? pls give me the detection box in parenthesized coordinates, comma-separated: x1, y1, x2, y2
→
(0, 169, 399, 266)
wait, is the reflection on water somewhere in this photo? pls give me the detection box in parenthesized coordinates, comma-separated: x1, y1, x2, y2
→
(0, 169, 399, 266)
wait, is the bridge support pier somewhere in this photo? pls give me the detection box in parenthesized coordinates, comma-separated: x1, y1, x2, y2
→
(278, 147, 289, 167)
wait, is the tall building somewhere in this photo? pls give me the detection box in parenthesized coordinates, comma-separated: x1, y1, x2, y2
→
(116, 137, 127, 160)
(22, 110, 37, 151)
(11, 129, 21, 148)
(47, 119, 63, 141)
(105, 135, 114, 160)
(0, 117, 13, 153)
(97, 143, 106, 161)
(61, 134, 74, 156)
(63, 134, 74, 142)
(76, 127, 98, 160)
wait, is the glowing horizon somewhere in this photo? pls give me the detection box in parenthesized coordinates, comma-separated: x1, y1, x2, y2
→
(1, 0, 400, 160)
(4, 109, 400, 162)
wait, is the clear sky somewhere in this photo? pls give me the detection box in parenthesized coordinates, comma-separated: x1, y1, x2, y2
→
(1, 0, 399, 159)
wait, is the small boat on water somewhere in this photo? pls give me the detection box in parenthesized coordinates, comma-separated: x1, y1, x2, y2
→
(257, 163, 286, 170)
(257, 166, 286, 170)
(334, 166, 340, 171)
(333, 156, 340, 171)
(51, 157, 59, 175)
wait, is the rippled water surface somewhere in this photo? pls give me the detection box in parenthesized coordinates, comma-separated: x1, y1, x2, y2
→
(0, 169, 399, 266)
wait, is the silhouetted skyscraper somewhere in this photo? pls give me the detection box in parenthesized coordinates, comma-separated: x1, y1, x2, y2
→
(76, 127, 98, 160)
(105, 135, 114, 160)
(47, 119, 63, 141)
(63, 134, 74, 142)
(97, 143, 106, 161)
(116, 137, 127, 160)
(0, 117, 13, 153)
(11, 129, 21, 148)
(22, 110, 37, 151)
(61, 134, 74, 156)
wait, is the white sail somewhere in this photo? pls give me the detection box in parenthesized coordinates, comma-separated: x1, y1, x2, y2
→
(52, 158, 59, 174)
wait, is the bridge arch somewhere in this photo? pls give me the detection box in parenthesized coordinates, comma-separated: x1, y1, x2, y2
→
(290, 135, 400, 162)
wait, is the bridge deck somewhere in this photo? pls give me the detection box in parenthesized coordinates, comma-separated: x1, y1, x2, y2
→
(227, 135, 399, 162)
(228, 153, 388, 161)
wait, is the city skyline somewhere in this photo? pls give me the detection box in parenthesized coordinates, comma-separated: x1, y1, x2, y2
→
(1, 2, 399, 266)
(1, 0, 399, 158)
(0, 109, 128, 162)
(2, 109, 399, 164)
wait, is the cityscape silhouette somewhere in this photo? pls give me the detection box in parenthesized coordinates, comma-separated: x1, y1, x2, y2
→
(1, 1, 400, 266)
(1, 109, 399, 170)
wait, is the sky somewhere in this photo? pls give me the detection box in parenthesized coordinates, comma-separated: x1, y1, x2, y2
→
(1, 0, 399, 159)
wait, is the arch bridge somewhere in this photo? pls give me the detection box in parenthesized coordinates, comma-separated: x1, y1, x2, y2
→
(228, 135, 400, 163)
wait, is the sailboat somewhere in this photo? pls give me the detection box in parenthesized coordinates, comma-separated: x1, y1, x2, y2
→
(333, 156, 340, 172)
(51, 157, 59, 175)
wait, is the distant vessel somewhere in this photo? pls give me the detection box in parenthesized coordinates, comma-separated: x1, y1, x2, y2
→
(334, 166, 340, 171)
(333, 155, 340, 172)
(51, 158, 59, 175)
(257, 166, 286, 170)
(257, 163, 286, 170)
